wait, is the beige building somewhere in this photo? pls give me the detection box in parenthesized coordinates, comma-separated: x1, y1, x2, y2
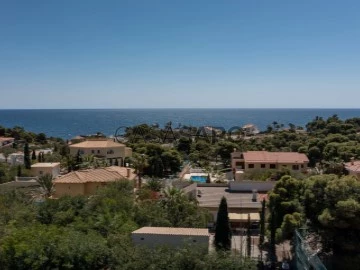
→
(53, 166, 136, 198)
(131, 227, 210, 249)
(345, 159, 360, 180)
(231, 151, 309, 180)
(31, 162, 61, 178)
(69, 139, 132, 166)
(0, 137, 14, 148)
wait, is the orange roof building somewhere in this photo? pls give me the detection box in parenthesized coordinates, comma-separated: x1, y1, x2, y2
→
(53, 166, 136, 197)
(69, 139, 132, 166)
(345, 159, 360, 180)
(231, 151, 309, 180)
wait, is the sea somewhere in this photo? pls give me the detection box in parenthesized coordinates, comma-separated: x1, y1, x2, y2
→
(0, 109, 360, 140)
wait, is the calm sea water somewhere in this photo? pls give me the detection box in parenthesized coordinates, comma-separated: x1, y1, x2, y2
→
(0, 109, 360, 139)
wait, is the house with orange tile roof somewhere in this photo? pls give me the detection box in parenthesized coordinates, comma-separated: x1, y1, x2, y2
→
(69, 139, 132, 166)
(344, 158, 360, 180)
(53, 166, 136, 197)
(231, 150, 309, 180)
(131, 227, 210, 249)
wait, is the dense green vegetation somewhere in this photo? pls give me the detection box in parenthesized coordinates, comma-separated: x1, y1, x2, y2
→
(268, 174, 360, 269)
(0, 181, 256, 269)
(125, 115, 360, 178)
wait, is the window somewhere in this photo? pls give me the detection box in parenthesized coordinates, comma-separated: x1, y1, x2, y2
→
(107, 149, 114, 154)
(140, 237, 145, 241)
(261, 164, 266, 168)
(80, 150, 84, 155)
(193, 240, 197, 243)
(248, 164, 254, 169)
(270, 164, 276, 169)
(292, 165, 299, 170)
(301, 165, 304, 168)
(91, 150, 95, 154)
(39, 171, 43, 175)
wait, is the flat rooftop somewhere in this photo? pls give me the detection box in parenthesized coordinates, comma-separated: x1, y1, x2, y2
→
(197, 187, 262, 209)
(132, 227, 209, 236)
(31, 162, 60, 168)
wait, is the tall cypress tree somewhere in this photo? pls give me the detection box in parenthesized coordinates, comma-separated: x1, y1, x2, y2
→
(24, 143, 31, 169)
(214, 196, 231, 250)
(31, 149, 36, 160)
(247, 213, 251, 258)
(260, 199, 266, 247)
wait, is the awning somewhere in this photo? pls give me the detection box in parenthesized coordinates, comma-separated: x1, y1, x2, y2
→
(228, 213, 260, 222)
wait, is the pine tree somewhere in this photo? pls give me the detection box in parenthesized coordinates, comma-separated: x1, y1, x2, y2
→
(214, 196, 231, 250)
(246, 214, 251, 257)
(24, 143, 31, 169)
(31, 149, 36, 160)
(38, 152, 42, 162)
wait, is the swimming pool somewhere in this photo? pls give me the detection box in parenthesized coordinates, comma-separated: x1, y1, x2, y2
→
(190, 175, 207, 183)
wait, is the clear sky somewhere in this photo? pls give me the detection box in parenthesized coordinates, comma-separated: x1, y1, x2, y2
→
(0, 0, 359, 109)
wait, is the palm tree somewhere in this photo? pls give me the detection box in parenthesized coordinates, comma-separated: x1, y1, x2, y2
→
(132, 154, 148, 189)
(145, 178, 163, 192)
(36, 173, 54, 198)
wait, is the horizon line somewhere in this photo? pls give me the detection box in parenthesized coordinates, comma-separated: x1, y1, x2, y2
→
(1, 107, 360, 110)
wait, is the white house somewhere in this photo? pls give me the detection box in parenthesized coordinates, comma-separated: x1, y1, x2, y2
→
(131, 227, 210, 249)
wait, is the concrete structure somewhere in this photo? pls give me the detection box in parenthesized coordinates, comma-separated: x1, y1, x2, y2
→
(53, 166, 136, 197)
(7, 152, 24, 166)
(0, 137, 14, 148)
(231, 151, 309, 180)
(131, 227, 210, 249)
(69, 139, 132, 166)
(345, 158, 360, 180)
(196, 186, 262, 222)
(242, 124, 260, 136)
(31, 162, 61, 178)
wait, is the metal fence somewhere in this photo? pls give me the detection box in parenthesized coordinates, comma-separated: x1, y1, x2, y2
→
(294, 230, 327, 270)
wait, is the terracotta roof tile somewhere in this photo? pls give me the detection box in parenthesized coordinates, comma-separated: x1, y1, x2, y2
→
(345, 161, 360, 173)
(54, 166, 136, 184)
(70, 140, 125, 148)
(243, 151, 309, 163)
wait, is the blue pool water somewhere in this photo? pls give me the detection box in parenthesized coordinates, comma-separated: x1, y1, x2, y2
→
(190, 176, 207, 183)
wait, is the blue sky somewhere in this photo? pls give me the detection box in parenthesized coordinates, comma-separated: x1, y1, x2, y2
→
(0, 0, 359, 109)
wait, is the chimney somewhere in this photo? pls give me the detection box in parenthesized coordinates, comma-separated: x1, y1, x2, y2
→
(126, 168, 131, 178)
(351, 157, 355, 165)
(252, 189, 258, 202)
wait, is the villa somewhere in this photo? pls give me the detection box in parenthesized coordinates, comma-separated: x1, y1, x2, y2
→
(52, 166, 136, 197)
(231, 150, 309, 181)
(131, 227, 210, 249)
(31, 162, 61, 178)
(69, 139, 132, 166)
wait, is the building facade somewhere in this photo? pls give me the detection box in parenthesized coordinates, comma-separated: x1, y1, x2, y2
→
(69, 139, 132, 166)
(131, 227, 210, 249)
(52, 166, 136, 197)
(31, 162, 61, 178)
(231, 151, 309, 180)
